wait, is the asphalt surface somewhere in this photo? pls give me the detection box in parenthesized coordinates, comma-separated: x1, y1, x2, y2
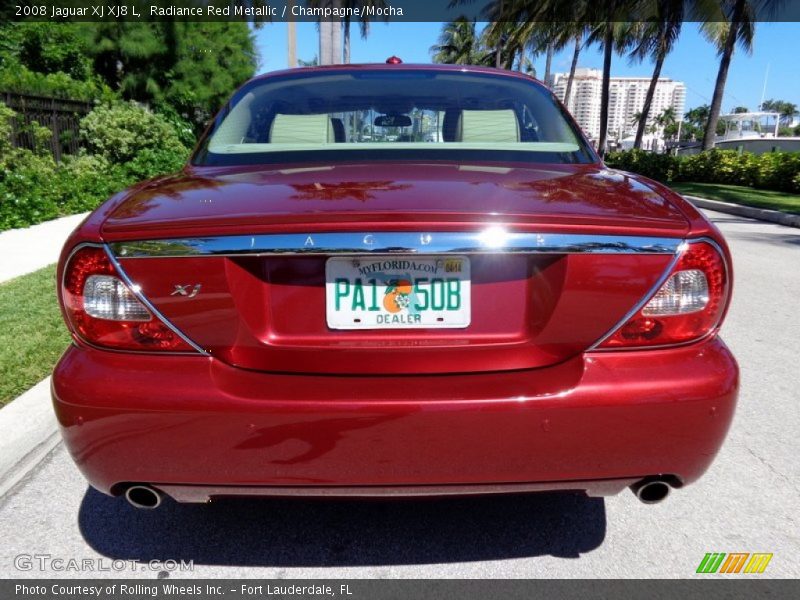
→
(0, 210, 798, 579)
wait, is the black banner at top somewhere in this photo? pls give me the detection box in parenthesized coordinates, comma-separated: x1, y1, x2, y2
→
(4, 0, 800, 23)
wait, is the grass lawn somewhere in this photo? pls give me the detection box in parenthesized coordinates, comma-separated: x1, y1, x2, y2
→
(670, 182, 800, 215)
(0, 265, 70, 407)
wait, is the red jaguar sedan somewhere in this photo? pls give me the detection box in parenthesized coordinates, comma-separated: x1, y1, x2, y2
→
(53, 62, 737, 509)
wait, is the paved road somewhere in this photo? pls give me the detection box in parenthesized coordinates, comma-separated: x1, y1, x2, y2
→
(1, 210, 798, 579)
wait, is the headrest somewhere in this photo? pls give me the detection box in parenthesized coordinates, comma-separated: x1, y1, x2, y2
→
(269, 114, 335, 144)
(459, 109, 520, 143)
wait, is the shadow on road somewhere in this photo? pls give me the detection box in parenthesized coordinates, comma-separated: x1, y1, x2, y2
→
(78, 488, 606, 566)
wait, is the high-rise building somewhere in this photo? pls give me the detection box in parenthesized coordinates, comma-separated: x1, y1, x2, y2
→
(552, 68, 687, 143)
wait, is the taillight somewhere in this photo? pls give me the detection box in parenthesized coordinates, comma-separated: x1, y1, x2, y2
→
(597, 240, 729, 349)
(62, 246, 196, 352)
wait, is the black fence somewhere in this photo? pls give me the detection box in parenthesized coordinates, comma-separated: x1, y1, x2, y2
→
(2, 91, 93, 161)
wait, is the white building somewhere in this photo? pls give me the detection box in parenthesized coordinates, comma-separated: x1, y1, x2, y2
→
(552, 68, 686, 144)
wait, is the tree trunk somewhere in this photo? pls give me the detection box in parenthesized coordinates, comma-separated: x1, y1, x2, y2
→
(319, 20, 331, 65)
(504, 46, 517, 70)
(597, 24, 614, 158)
(495, 0, 504, 68)
(319, 1, 343, 66)
(563, 34, 581, 107)
(703, 0, 745, 151)
(634, 51, 665, 150)
(330, 9, 343, 65)
(343, 19, 351, 63)
(544, 42, 554, 87)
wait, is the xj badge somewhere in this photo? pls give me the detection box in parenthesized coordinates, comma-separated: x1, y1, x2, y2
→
(171, 284, 202, 298)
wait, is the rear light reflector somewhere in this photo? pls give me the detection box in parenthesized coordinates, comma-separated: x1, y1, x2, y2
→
(62, 246, 196, 352)
(598, 241, 729, 349)
(83, 275, 151, 321)
(642, 269, 708, 316)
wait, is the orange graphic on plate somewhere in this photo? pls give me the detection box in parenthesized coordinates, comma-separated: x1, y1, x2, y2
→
(383, 279, 412, 313)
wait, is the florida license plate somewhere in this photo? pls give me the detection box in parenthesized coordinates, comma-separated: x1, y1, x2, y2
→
(325, 256, 471, 329)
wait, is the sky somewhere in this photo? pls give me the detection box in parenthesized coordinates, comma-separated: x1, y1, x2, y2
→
(254, 21, 800, 115)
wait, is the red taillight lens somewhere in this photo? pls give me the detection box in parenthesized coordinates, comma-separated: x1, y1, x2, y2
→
(62, 246, 196, 352)
(598, 241, 729, 349)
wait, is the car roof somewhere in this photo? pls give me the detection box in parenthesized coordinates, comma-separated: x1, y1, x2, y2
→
(250, 63, 548, 91)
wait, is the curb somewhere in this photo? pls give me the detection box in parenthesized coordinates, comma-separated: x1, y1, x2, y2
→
(685, 195, 800, 229)
(0, 377, 60, 500)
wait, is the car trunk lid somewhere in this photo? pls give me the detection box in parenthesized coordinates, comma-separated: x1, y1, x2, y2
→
(105, 162, 687, 375)
(102, 162, 689, 238)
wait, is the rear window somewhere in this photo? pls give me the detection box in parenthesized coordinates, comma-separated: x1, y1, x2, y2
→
(192, 69, 596, 166)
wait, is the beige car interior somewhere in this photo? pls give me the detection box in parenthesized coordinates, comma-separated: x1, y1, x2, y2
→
(267, 109, 520, 144)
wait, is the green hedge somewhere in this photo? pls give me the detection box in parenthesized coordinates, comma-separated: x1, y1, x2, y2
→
(0, 66, 112, 102)
(0, 101, 192, 231)
(605, 149, 800, 194)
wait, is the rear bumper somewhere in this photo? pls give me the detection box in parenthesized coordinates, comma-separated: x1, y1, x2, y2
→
(52, 338, 738, 501)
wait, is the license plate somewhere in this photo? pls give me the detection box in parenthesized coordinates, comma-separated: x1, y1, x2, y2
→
(325, 256, 471, 329)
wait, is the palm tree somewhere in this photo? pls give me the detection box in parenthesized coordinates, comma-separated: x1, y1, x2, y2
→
(341, 1, 389, 63)
(762, 99, 799, 126)
(701, 0, 757, 150)
(778, 102, 798, 127)
(628, 0, 686, 150)
(482, 1, 564, 72)
(563, 27, 587, 107)
(481, 20, 537, 70)
(298, 56, 319, 67)
(488, 0, 636, 154)
(430, 18, 486, 65)
(495, 0, 505, 67)
(515, 21, 587, 102)
(655, 106, 678, 146)
(586, 10, 636, 157)
(656, 106, 677, 129)
(533, 24, 560, 85)
(685, 104, 711, 127)
(516, 47, 535, 75)
(313, 1, 343, 65)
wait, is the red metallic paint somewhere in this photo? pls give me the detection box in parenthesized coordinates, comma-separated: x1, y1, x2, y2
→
(52, 64, 739, 501)
(100, 163, 690, 240)
(52, 338, 737, 499)
(120, 252, 674, 374)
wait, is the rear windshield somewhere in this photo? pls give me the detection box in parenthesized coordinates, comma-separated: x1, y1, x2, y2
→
(192, 69, 596, 166)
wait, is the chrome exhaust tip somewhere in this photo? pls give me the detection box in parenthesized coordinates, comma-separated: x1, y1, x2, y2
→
(124, 485, 163, 510)
(631, 479, 671, 504)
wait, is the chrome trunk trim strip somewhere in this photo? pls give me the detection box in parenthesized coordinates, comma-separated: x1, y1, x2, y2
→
(111, 231, 683, 258)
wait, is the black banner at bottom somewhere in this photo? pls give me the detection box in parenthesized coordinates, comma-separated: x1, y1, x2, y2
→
(4, 579, 799, 600)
